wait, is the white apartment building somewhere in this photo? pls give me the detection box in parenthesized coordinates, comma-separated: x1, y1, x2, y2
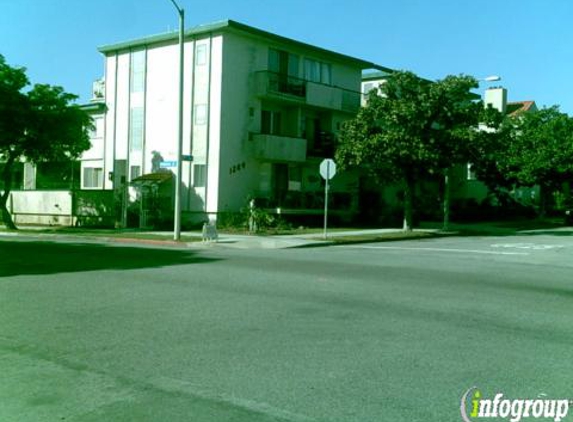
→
(361, 70, 390, 105)
(81, 19, 390, 226)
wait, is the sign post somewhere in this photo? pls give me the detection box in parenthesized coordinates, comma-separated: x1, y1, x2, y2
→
(319, 159, 337, 239)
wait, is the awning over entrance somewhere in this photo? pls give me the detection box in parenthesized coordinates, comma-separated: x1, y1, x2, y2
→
(131, 172, 173, 187)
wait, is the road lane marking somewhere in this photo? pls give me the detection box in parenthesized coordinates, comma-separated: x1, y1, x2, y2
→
(348, 246, 529, 255)
(491, 243, 565, 250)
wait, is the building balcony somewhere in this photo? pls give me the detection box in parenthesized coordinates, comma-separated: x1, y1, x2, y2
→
(307, 131, 336, 158)
(254, 71, 361, 113)
(251, 133, 307, 163)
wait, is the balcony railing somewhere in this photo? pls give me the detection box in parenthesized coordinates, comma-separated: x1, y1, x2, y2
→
(268, 73, 306, 97)
(255, 71, 361, 113)
(251, 133, 307, 163)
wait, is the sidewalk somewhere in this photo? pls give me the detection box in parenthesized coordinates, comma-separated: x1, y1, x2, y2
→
(3, 220, 570, 250)
(150, 228, 437, 249)
(0, 226, 435, 250)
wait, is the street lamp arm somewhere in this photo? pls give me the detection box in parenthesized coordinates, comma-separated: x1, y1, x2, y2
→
(168, 0, 184, 14)
(478, 75, 501, 83)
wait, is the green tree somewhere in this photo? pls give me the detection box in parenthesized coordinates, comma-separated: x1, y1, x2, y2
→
(0, 54, 92, 229)
(501, 107, 573, 215)
(337, 70, 496, 230)
(468, 109, 515, 196)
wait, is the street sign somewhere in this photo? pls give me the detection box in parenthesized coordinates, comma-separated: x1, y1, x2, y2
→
(182, 154, 193, 161)
(160, 161, 177, 168)
(319, 159, 337, 239)
(320, 159, 336, 180)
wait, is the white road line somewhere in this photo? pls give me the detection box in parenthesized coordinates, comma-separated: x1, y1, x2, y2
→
(491, 243, 565, 250)
(349, 245, 530, 255)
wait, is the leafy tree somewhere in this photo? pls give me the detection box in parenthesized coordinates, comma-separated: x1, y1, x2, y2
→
(337, 70, 497, 230)
(500, 107, 573, 215)
(0, 54, 92, 229)
(470, 106, 573, 216)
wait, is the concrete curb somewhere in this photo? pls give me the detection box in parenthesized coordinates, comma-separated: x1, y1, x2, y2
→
(0, 228, 446, 250)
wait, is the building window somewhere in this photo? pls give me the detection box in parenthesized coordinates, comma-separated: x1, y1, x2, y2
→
(321, 63, 332, 85)
(362, 82, 375, 95)
(269, 49, 299, 77)
(269, 49, 295, 76)
(129, 107, 144, 151)
(268, 49, 305, 96)
(261, 110, 282, 135)
(130, 50, 146, 93)
(268, 49, 280, 73)
(193, 164, 206, 187)
(196, 44, 207, 66)
(90, 117, 104, 139)
(130, 165, 141, 181)
(304, 59, 320, 83)
(194, 104, 207, 125)
(83, 167, 103, 189)
(304, 59, 331, 85)
(288, 165, 302, 191)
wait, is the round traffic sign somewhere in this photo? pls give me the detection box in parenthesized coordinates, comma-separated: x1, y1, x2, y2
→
(319, 159, 336, 180)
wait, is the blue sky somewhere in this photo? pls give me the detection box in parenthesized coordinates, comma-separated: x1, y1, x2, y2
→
(2, 0, 572, 113)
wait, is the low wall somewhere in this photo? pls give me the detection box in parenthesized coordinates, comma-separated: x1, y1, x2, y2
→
(9, 190, 73, 226)
(5, 190, 115, 227)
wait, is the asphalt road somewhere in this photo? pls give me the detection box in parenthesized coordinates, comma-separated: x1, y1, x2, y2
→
(1, 233, 573, 421)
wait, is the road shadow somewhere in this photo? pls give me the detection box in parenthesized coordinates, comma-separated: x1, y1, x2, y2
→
(0, 240, 219, 277)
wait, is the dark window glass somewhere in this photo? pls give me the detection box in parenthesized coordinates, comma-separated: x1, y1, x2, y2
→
(193, 164, 206, 187)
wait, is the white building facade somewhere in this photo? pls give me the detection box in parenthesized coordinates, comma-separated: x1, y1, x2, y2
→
(82, 20, 388, 226)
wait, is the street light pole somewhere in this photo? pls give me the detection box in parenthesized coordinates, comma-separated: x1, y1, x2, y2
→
(168, 0, 184, 241)
(443, 75, 502, 232)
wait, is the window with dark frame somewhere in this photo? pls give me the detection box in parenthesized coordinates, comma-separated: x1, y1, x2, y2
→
(130, 165, 141, 181)
(193, 164, 206, 187)
(83, 167, 103, 189)
(261, 110, 282, 136)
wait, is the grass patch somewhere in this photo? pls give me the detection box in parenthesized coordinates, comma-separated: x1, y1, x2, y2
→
(309, 230, 439, 245)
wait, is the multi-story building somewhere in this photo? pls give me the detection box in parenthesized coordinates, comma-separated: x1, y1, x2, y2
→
(361, 70, 390, 105)
(77, 19, 391, 226)
(451, 87, 538, 205)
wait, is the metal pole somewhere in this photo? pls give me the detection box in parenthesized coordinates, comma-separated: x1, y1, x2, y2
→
(443, 167, 450, 232)
(170, 0, 185, 241)
(323, 163, 329, 239)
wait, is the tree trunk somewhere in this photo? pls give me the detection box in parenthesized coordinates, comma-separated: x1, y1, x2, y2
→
(563, 181, 571, 206)
(442, 168, 450, 231)
(1, 155, 17, 230)
(403, 174, 414, 231)
(538, 184, 548, 218)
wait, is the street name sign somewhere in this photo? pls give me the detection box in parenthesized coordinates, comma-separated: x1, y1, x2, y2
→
(160, 161, 177, 168)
